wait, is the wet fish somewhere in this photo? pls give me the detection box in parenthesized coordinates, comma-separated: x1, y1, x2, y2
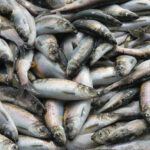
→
(91, 66, 122, 86)
(45, 100, 66, 146)
(121, 0, 150, 12)
(140, 80, 150, 124)
(100, 119, 147, 144)
(90, 34, 128, 66)
(33, 78, 98, 100)
(70, 9, 122, 26)
(116, 55, 137, 76)
(101, 59, 150, 95)
(17, 135, 62, 150)
(67, 36, 94, 77)
(3, 103, 50, 139)
(16, 0, 48, 16)
(0, 16, 25, 55)
(80, 113, 120, 134)
(36, 15, 76, 35)
(0, 86, 45, 116)
(103, 4, 139, 21)
(46, 0, 65, 8)
(64, 67, 92, 139)
(73, 19, 116, 44)
(97, 88, 138, 113)
(62, 32, 85, 60)
(66, 133, 98, 150)
(51, 0, 130, 13)
(0, 101, 18, 142)
(35, 34, 59, 62)
(0, 0, 12, 15)
(0, 134, 18, 150)
(32, 52, 66, 78)
(9, 0, 36, 46)
(92, 122, 125, 145)
(16, 50, 34, 91)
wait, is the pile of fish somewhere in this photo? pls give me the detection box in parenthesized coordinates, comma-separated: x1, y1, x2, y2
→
(1, 0, 150, 149)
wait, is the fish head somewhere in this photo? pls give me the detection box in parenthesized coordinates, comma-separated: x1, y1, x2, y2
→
(30, 121, 51, 138)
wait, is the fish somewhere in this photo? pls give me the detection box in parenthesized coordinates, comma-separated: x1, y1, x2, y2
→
(36, 15, 76, 35)
(35, 34, 59, 62)
(140, 80, 150, 124)
(70, 9, 122, 26)
(73, 19, 116, 44)
(64, 66, 92, 139)
(46, 0, 65, 8)
(0, 86, 45, 116)
(0, 0, 12, 15)
(33, 78, 98, 100)
(0, 101, 18, 142)
(0, 134, 18, 150)
(45, 100, 66, 145)
(116, 55, 137, 76)
(3, 103, 50, 139)
(103, 4, 139, 21)
(97, 88, 138, 113)
(67, 36, 94, 77)
(32, 52, 66, 78)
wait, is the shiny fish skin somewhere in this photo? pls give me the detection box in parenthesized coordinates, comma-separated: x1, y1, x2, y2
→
(66, 133, 98, 150)
(16, 50, 33, 87)
(16, 0, 48, 16)
(9, 0, 36, 46)
(91, 66, 122, 86)
(92, 122, 125, 145)
(33, 78, 98, 100)
(45, 100, 66, 146)
(116, 55, 137, 76)
(32, 52, 65, 79)
(121, 0, 150, 12)
(62, 32, 85, 60)
(0, 86, 45, 116)
(90, 34, 128, 66)
(3, 103, 50, 139)
(46, 0, 65, 9)
(0, 16, 25, 54)
(51, 0, 130, 13)
(67, 36, 94, 77)
(70, 9, 122, 26)
(103, 4, 139, 21)
(0, 0, 12, 15)
(0, 38, 13, 63)
(101, 60, 150, 95)
(140, 81, 150, 124)
(0, 101, 18, 142)
(36, 15, 76, 35)
(102, 119, 147, 144)
(35, 34, 59, 62)
(17, 135, 59, 150)
(80, 113, 120, 134)
(0, 134, 18, 150)
(73, 19, 116, 44)
(64, 67, 92, 140)
(97, 88, 138, 113)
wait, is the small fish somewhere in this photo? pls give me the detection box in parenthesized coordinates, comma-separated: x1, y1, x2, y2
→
(3, 103, 50, 139)
(33, 78, 98, 100)
(0, 86, 45, 116)
(36, 15, 76, 35)
(0, 134, 18, 150)
(116, 55, 137, 76)
(0, 0, 12, 15)
(70, 9, 122, 26)
(35, 34, 59, 62)
(103, 4, 139, 21)
(32, 52, 66, 79)
(73, 19, 116, 44)
(45, 100, 66, 146)
(67, 36, 94, 77)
